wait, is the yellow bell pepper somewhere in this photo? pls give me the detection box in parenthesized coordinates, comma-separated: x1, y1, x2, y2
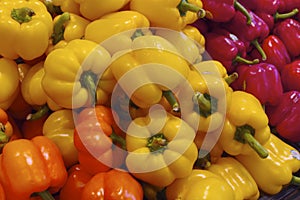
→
(0, 0, 53, 60)
(0, 58, 20, 110)
(51, 0, 80, 15)
(236, 134, 300, 195)
(130, 0, 206, 31)
(42, 39, 111, 109)
(42, 109, 78, 168)
(165, 169, 236, 200)
(207, 157, 260, 200)
(219, 91, 271, 159)
(84, 10, 150, 44)
(52, 12, 90, 45)
(73, 0, 131, 20)
(125, 111, 198, 188)
(182, 25, 205, 50)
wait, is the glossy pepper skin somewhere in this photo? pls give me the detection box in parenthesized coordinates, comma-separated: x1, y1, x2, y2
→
(219, 91, 270, 158)
(52, 0, 80, 15)
(278, 0, 300, 13)
(273, 18, 300, 59)
(0, 0, 53, 60)
(230, 63, 283, 106)
(129, 0, 206, 31)
(42, 109, 78, 168)
(236, 134, 300, 195)
(0, 108, 13, 149)
(207, 157, 260, 200)
(125, 111, 198, 188)
(0, 136, 68, 200)
(204, 28, 259, 73)
(266, 91, 300, 143)
(42, 39, 111, 109)
(165, 169, 236, 200)
(281, 60, 300, 92)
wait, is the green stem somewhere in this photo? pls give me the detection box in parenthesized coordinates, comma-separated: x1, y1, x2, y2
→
(234, 0, 252, 25)
(225, 72, 239, 85)
(110, 131, 126, 150)
(251, 39, 267, 61)
(274, 8, 299, 22)
(34, 190, 55, 200)
(131, 29, 144, 40)
(147, 133, 168, 152)
(80, 71, 97, 106)
(290, 176, 300, 186)
(0, 130, 9, 144)
(233, 55, 259, 65)
(192, 92, 211, 113)
(26, 104, 50, 121)
(11, 7, 36, 24)
(162, 90, 180, 112)
(177, 0, 206, 18)
(52, 12, 71, 45)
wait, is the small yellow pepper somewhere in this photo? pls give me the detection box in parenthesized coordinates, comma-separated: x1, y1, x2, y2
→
(182, 25, 206, 50)
(0, 0, 53, 60)
(52, 0, 80, 15)
(165, 169, 236, 200)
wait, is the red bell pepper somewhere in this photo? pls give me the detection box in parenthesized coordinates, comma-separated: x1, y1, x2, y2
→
(238, 0, 280, 14)
(204, 28, 259, 73)
(201, 0, 251, 23)
(278, 0, 300, 13)
(223, 9, 269, 60)
(281, 60, 300, 92)
(266, 90, 300, 143)
(249, 35, 291, 72)
(273, 18, 300, 59)
(230, 62, 283, 106)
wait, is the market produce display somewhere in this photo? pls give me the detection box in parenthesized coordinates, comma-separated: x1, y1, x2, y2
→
(0, 0, 300, 199)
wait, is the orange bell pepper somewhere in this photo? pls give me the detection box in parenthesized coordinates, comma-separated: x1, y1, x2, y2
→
(0, 182, 5, 200)
(0, 108, 13, 149)
(0, 136, 68, 200)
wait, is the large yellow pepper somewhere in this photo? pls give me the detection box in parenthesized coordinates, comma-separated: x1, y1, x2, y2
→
(42, 109, 78, 168)
(130, 0, 206, 31)
(51, 0, 80, 15)
(73, 0, 131, 21)
(0, 0, 53, 60)
(236, 134, 300, 195)
(207, 157, 260, 200)
(0, 58, 20, 110)
(165, 169, 236, 200)
(125, 111, 198, 187)
(84, 10, 150, 44)
(42, 39, 111, 109)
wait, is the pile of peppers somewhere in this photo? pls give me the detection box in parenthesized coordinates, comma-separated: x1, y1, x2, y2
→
(0, 0, 300, 199)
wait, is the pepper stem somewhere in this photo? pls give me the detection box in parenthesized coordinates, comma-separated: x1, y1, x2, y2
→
(192, 92, 211, 113)
(131, 29, 144, 40)
(290, 176, 300, 186)
(0, 130, 9, 145)
(147, 133, 168, 152)
(233, 55, 259, 65)
(235, 125, 269, 158)
(251, 39, 267, 61)
(162, 90, 180, 112)
(52, 12, 71, 45)
(110, 131, 126, 150)
(11, 7, 36, 24)
(177, 0, 206, 18)
(274, 8, 299, 22)
(80, 71, 97, 106)
(35, 190, 55, 200)
(26, 104, 50, 121)
(225, 72, 239, 85)
(234, 1, 252, 25)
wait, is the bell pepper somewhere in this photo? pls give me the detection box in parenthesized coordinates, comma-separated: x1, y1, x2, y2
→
(223, 9, 269, 60)
(201, 0, 252, 23)
(219, 91, 270, 158)
(265, 90, 300, 143)
(0, 108, 13, 149)
(51, 12, 90, 45)
(0, 0, 53, 60)
(42, 109, 78, 168)
(74, 105, 126, 175)
(0, 183, 4, 200)
(73, 0, 130, 21)
(0, 136, 68, 200)
(51, 0, 80, 15)
(42, 39, 111, 109)
(0, 58, 20, 110)
(281, 60, 300, 92)
(238, 0, 280, 14)
(21, 113, 48, 139)
(230, 62, 283, 106)
(84, 10, 150, 44)
(80, 169, 144, 200)
(206, 157, 260, 200)
(125, 111, 198, 187)
(273, 18, 300, 59)
(249, 35, 291, 72)
(165, 169, 236, 200)
(236, 134, 300, 195)
(278, 0, 300, 13)
(182, 25, 206, 52)
(129, 0, 206, 31)
(109, 47, 190, 109)
(204, 28, 259, 73)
